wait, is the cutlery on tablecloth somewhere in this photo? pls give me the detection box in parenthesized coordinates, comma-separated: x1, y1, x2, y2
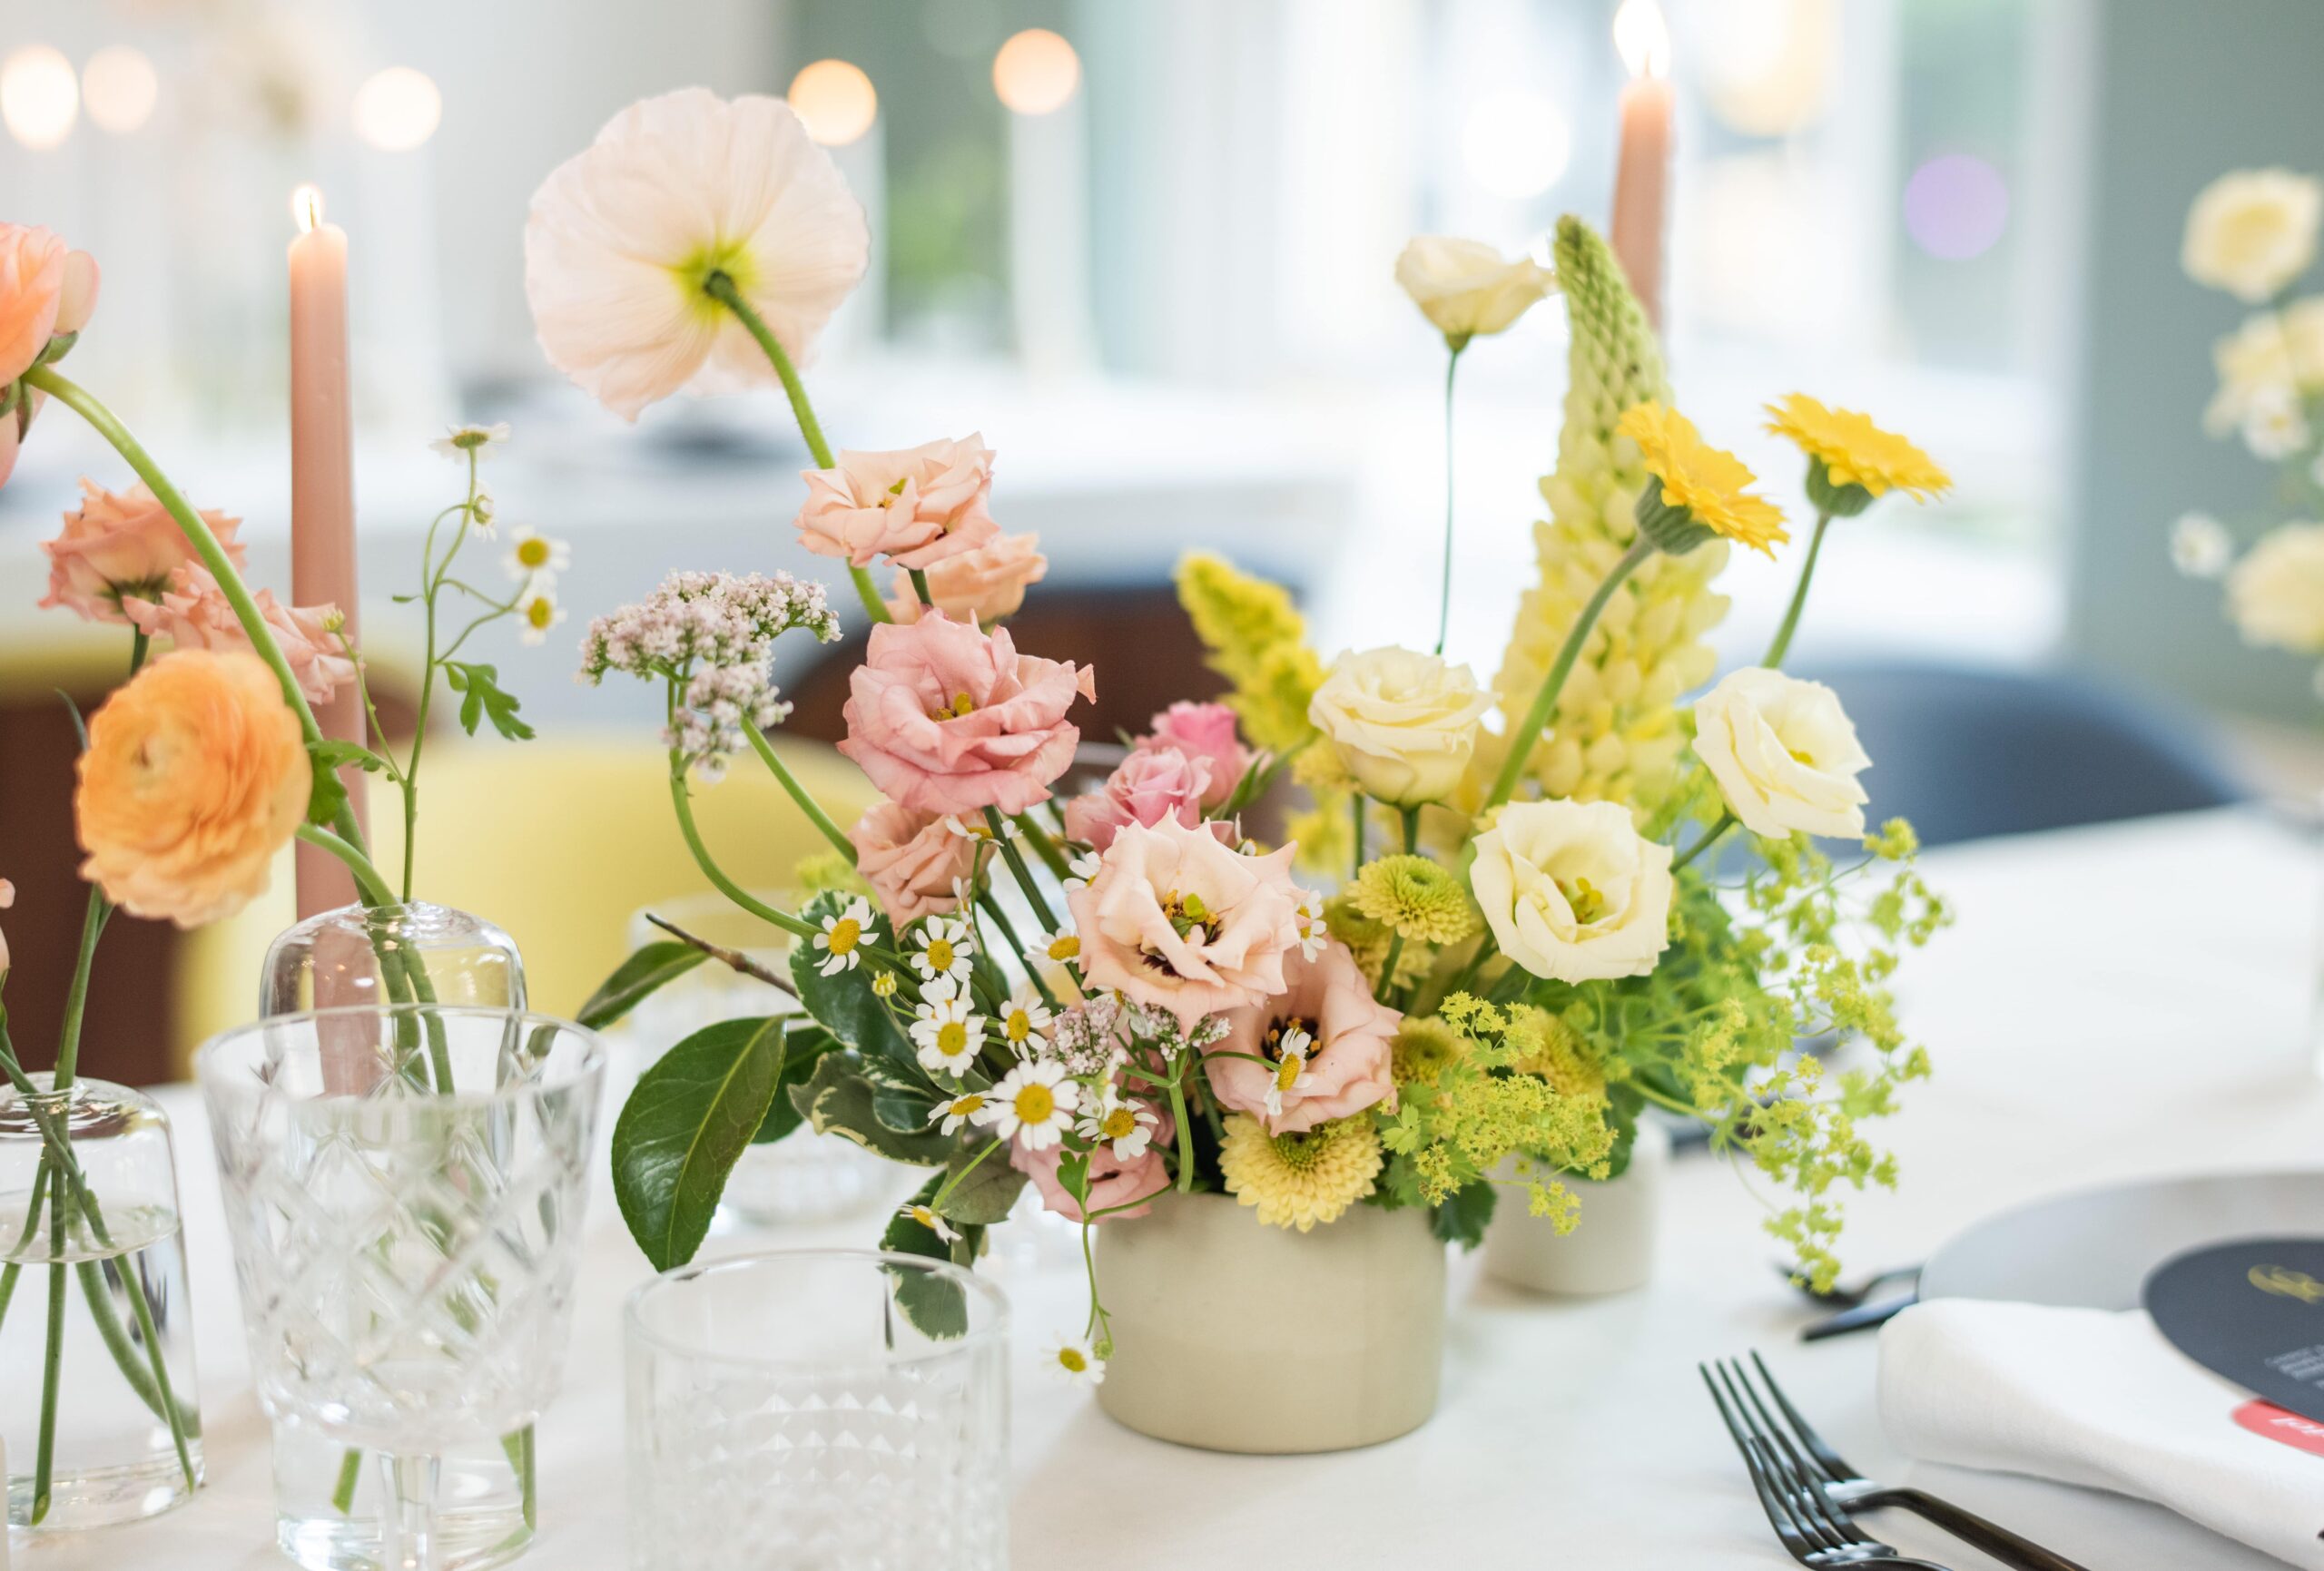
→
(1801, 1290, 1919, 1342)
(1778, 1261, 1922, 1310)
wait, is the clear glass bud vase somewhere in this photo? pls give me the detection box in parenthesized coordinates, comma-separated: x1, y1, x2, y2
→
(1, 1075, 202, 1531)
(258, 901, 537, 1571)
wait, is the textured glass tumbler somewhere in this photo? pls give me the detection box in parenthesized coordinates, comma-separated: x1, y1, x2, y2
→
(625, 1251, 1009, 1571)
(199, 1007, 603, 1571)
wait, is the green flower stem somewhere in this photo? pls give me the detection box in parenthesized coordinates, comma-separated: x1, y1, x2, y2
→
(1351, 792, 1366, 880)
(929, 1138, 1003, 1213)
(983, 809, 1059, 932)
(1400, 804, 1421, 856)
(975, 895, 1059, 1012)
(909, 568, 935, 608)
(51, 885, 106, 1088)
(296, 826, 398, 908)
(1486, 535, 1656, 810)
(666, 772, 818, 945)
(330, 1447, 364, 1515)
(702, 272, 890, 628)
(34, 1236, 63, 1521)
(399, 451, 483, 898)
(1376, 933, 1405, 1006)
(1434, 342, 1464, 656)
(1167, 1067, 1195, 1194)
(1669, 811, 1738, 875)
(1011, 813, 1073, 882)
(742, 720, 858, 865)
(1762, 511, 1832, 668)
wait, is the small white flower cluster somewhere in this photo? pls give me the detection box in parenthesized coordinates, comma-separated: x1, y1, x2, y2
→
(580, 570, 841, 780)
(1048, 994, 1126, 1076)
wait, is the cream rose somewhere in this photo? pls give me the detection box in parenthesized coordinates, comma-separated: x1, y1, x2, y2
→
(1690, 668, 1872, 840)
(1470, 800, 1673, 984)
(1393, 236, 1552, 344)
(2283, 297, 2324, 390)
(2184, 169, 2323, 304)
(2228, 521, 2324, 653)
(1308, 646, 1493, 807)
(2204, 313, 2299, 436)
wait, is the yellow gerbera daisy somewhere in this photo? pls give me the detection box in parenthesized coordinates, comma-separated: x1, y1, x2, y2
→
(1764, 393, 1951, 506)
(1617, 401, 1790, 557)
(1217, 1114, 1383, 1232)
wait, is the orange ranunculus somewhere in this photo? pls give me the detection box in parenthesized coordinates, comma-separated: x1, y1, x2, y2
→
(75, 650, 311, 928)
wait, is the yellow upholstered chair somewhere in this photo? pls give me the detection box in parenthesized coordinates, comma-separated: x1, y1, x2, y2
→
(172, 731, 877, 1073)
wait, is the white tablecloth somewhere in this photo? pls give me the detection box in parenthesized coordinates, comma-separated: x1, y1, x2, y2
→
(28, 806, 2324, 1570)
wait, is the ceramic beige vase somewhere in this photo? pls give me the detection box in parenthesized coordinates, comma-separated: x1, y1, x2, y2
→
(1093, 1191, 1445, 1453)
(1482, 1118, 1669, 1296)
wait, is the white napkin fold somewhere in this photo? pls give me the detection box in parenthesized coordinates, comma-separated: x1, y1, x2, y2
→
(1879, 1300, 2324, 1569)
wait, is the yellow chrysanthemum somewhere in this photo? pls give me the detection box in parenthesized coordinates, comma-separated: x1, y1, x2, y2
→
(1618, 401, 1789, 558)
(1324, 894, 1430, 991)
(1503, 1007, 1607, 1103)
(1764, 393, 1951, 503)
(1218, 1114, 1383, 1232)
(1346, 855, 1480, 946)
(1391, 1017, 1469, 1086)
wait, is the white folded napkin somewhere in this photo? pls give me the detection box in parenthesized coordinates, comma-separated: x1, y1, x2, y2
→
(1879, 1300, 2324, 1568)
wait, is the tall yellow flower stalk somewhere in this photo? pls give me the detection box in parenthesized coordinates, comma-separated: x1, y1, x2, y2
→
(1476, 217, 1729, 814)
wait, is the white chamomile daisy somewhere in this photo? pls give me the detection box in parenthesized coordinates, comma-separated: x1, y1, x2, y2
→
(898, 1202, 960, 1245)
(1291, 888, 1327, 961)
(504, 526, 572, 585)
(978, 1059, 1080, 1150)
(996, 992, 1054, 1058)
(1076, 1088, 1159, 1161)
(1038, 927, 1081, 968)
(911, 916, 976, 985)
(929, 1091, 989, 1135)
(812, 897, 877, 977)
(1045, 1337, 1106, 1388)
(516, 584, 566, 646)
(944, 814, 1018, 842)
(1263, 1027, 1316, 1122)
(469, 491, 497, 537)
(432, 421, 511, 461)
(1063, 849, 1102, 890)
(910, 993, 984, 1077)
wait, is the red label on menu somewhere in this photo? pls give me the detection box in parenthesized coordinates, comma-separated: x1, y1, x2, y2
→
(2233, 1399, 2324, 1457)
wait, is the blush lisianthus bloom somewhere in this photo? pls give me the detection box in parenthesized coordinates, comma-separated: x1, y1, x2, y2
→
(1217, 1114, 1384, 1232)
(2183, 168, 2323, 304)
(1470, 799, 1674, 985)
(1063, 744, 1219, 852)
(837, 610, 1094, 817)
(1009, 1103, 1174, 1222)
(1618, 401, 1789, 558)
(1690, 667, 1873, 840)
(1393, 236, 1552, 346)
(40, 479, 245, 624)
(1763, 394, 1952, 507)
(1205, 939, 1399, 1135)
(1137, 701, 1249, 809)
(524, 89, 869, 421)
(848, 799, 977, 928)
(1, 223, 97, 385)
(2227, 521, 2324, 653)
(885, 529, 1047, 623)
(1068, 818, 1304, 1031)
(797, 434, 1000, 570)
(74, 650, 310, 928)
(123, 565, 354, 706)
(1308, 646, 1493, 807)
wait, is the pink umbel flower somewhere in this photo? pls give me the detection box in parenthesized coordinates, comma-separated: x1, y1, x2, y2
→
(1064, 745, 1225, 852)
(1009, 1104, 1174, 1223)
(39, 479, 244, 625)
(848, 799, 977, 928)
(0, 224, 93, 386)
(123, 565, 354, 706)
(837, 610, 1094, 818)
(885, 530, 1048, 624)
(1137, 701, 1250, 810)
(794, 434, 1000, 570)
(1068, 818, 1304, 1032)
(1204, 940, 1399, 1135)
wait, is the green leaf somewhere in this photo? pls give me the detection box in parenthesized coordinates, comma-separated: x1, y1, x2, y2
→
(576, 942, 708, 1033)
(790, 891, 920, 1081)
(443, 662, 535, 741)
(753, 1024, 840, 1144)
(1430, 1178, 1498, 1250)
(312, 737, 393, 775)
(306, 750, 350, 828)
(881, 1174, 972, 1339)
(935, 1143, 1026, 1226)
(612, 1016, 787, 1271)
(791, 1052, 952, 1166)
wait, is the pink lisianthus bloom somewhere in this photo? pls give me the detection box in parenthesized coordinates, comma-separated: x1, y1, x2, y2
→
(124, 565, 355, 706)
(885, 530, 1048, 625)
(1010, 1106, 1174, 1222)
(1063, 744, 1232, 852)
(0, 224, 95, 385)
(848, 799, 977, 928)
(1137, 702, 1250, 810)
(41, 480, 245, 625)
(1205, 939, 1400, 1135)
(837, 610, 1094, 818)
(1068, 818, 1304, 1032)
(794, 434, 1001, 570)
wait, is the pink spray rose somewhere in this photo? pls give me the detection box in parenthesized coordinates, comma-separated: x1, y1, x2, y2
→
(793, 434, 1001, 570)
(1010, 1105, 1174, 1222)
(1064, 744, 1227, 852)
(41, 480, 246, 624)
(848, 799, 977, 928)
(1137, 702, 1250, 810)
(885, 530, 1049, 625)
(1205, 939, 1400, 1134)
(123, 565, 355, 705)
(1068, 818, 1304, 1032)
(838, 610, 1095, 818)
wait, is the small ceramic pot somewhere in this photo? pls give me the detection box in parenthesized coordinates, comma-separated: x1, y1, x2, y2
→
(1093, 1191, 1445, 1453)
(1482, 1118, 1669, 1296)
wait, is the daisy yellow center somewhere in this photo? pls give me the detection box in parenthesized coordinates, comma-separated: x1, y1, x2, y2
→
(872, 972, 897, 997)
(950, 1095, 985, 1117)
(827, 918, 862, 955)
(925, 938, 956, 972)
(1006, 1009, 1032, 1043)
(1057, 1346, 1088, 1374)
(1100, 1106, 1137, 1140)
(1012, 1083, 1056, 1124)
(1047, 935, 1080, 960)
(910, 1206, 939, 1226)
(1275, 1057, 1303, 1093)
(517, 537, 552, 568)
(526, 597, 556, 630)
(936, 1021, 970, 1056)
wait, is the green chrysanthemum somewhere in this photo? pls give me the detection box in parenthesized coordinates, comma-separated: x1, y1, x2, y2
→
(1346, 855, 1481, 947)
(1219, 1114, 1383, 1232)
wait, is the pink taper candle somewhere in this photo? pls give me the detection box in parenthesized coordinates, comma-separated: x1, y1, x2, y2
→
(288, 185, 366, 918)
(1609, 0, 1673, 329)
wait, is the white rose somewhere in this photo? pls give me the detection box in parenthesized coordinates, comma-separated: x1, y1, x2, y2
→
(2228, 521, 2324, 653)
(1469, 800, 1673, 984)
(1393, 236, 1553, 344)
(1308, 646, 1494, 807)
(2184, 169, 2324, 304)
(2202, 313, 2297, 437)
(1690, 668, 1872, 841)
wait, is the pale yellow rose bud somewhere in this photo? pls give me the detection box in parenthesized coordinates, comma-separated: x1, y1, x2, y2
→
(1690, 667, 1872, 840)
(1308, 646, 1494, 808)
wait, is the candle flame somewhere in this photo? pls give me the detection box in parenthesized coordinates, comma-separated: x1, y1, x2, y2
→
(291, 183, 325, 233)
(1613, 0, 1671, 79)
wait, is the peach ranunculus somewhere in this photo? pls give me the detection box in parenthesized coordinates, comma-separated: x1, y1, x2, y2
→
(1064, 745, 1223, 852)
(837, 610, 1095, 818)
(1, 224, 97, 386)
(1009, 1104, 1174, 1222)
(885, 530, 1048, 624)
(123, 565, 354, 706)
(39, 479, 242, 624)
(75, 649, 311, 928)
(1137, 701, 1251, 810)
(795, 435, 1001, 570)
(1068, 818, 1305, 1032)
(848, 799, 978, 928)
(1204, 939, 1399, 1134)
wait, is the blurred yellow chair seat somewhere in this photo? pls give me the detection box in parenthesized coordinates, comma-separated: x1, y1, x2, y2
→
(173, 731, 876, 1074)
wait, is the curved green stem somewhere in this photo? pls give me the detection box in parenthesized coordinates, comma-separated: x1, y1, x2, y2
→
(930, 1138, 1003, 1213)
(743, 720, 858, 865)
(975, 895, 1059, 1011)
(1669, 811, 1738, 875)
(983, 809, 1059, 931)
(1486, 535, 1655, 810)
(909, 568, 935, 608)
(1434, 344, 1464, 656)
(1762, 511, 1833, 669)
(1167, 1062, 1195, 1194)
(297, 825, 398, 908)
